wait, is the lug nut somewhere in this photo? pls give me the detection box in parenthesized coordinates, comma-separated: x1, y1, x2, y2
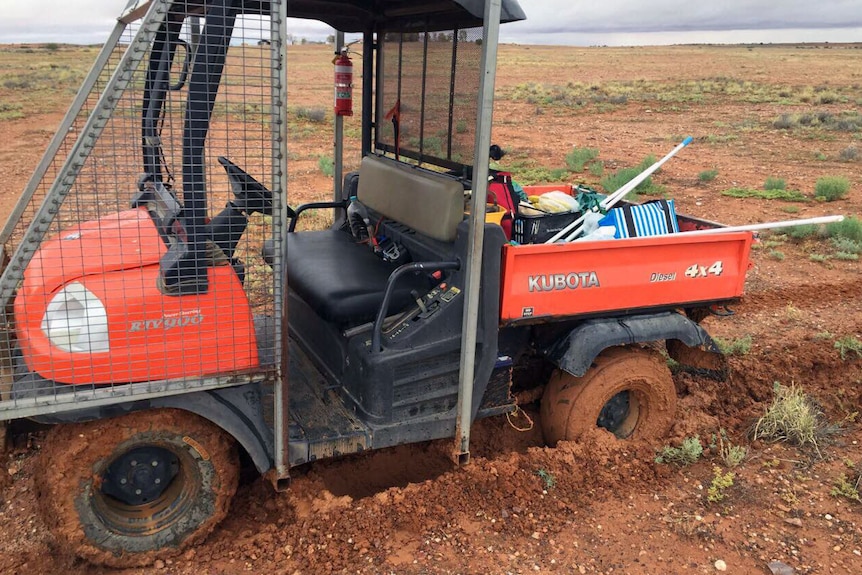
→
(120, 478, 127, 485)
(152, 460, 158, 467)
(155, 478, 161, 484)
(130, 460, 138, 467)
(135, 489, 142, 495)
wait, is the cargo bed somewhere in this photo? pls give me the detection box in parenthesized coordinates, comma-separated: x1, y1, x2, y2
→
(499, 216, 752, 324)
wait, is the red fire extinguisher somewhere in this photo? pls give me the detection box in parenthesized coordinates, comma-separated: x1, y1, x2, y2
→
(334, 49, 353, 117)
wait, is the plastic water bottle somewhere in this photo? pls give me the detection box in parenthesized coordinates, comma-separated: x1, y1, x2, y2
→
(347, 196, 371, 242)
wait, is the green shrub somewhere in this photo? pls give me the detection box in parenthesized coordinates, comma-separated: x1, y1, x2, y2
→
(589, 161, 605, 177)
(786, 224, 819, 240)
(698, 169, 719, 182)
(722, 188, 808, 202)
(715, 335, 752, 356)
(536, 468, 556, 490)
(565, 147, 600, 172)
(773, 114, 797, 129)
(817, 92, 840, 105)
(714, 428, 747, 468)
(601, 156, 662, 197)
(836, 119, 860, 132)
(753, 383, 826, 456)
(656, 436, 703, 466)
(831, 474, 861, 503)
(834, 336, 862, 361)
(707, 466, 735, 503)
(826, 216, 862, 242)
(295, 106, 328, 123)
(840, 146, 858, 162)
(764, 177, 786, 190)
(0, 102, 24, 121)
(769, 250, 786, 261)
(317, 155, 334, 177)
(512, 165, 570, 185)
(814, 176, 850, 201)
(831, 237, 862, 254)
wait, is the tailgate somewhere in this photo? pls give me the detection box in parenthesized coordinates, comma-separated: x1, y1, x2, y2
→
(500, 231, 753, 323)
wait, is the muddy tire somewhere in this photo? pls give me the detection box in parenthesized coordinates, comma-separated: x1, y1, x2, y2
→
(541, 346, 676, 445)
(35, 409, 239, 568)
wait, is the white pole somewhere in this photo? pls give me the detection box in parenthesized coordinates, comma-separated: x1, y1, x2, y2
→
(680, 215, 844, 235)
(545, 136, 694, 244)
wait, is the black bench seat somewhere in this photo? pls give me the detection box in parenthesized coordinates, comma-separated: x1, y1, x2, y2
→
(286, 229, 431, 325)
(284, 154, 465, 327)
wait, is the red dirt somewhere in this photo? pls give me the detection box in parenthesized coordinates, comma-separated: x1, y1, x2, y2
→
(1, 43, 861, 575)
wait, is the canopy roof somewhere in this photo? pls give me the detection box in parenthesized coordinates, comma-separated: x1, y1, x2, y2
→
(287, 0, 526, 32)
(121, 1, 525, 31)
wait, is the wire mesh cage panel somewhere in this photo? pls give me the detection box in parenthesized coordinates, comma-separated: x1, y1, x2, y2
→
(0, 0, 285, 419)
(376, 27, 482, 170)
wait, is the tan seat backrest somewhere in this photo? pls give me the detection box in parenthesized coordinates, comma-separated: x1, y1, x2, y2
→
(357, 155, 463, 243)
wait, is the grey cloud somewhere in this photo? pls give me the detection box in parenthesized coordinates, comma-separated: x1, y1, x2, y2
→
(0, 0, 860, 44)
(512, 0, 862, 35)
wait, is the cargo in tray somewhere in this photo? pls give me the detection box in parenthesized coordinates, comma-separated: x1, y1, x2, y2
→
(514, 184, 581, 244)
(513, 210, 581, 244)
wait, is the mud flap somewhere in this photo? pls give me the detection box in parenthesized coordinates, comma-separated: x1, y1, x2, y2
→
(543, 311, 726, 378)
(666, 337, 728, 379)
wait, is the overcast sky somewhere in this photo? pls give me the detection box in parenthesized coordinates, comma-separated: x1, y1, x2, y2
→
(1, 0, 860, 46)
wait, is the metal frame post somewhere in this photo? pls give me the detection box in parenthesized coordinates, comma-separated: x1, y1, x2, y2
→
(333, 31, 345, 201)
(272, 0, 290, 489)
(455, 0, 502, 464)
(361, 30, 374, 157)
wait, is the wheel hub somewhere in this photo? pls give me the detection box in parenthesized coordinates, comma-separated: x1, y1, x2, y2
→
(101, 446, 179, 506)
(597, 391, 637, 438)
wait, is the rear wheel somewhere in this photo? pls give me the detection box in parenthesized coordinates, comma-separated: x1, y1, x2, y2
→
(541, 346, 676, 444)
(35, 409, 239, 567)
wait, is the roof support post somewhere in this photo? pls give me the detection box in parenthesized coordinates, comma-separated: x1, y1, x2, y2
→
(272, 0, 291, 490)
(361, 30, 374, 157)
(455, 0, 502, 465)
(333, 31, 345, 201)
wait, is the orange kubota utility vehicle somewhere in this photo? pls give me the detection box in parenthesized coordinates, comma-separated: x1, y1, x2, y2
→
(0, 0, 752, 567)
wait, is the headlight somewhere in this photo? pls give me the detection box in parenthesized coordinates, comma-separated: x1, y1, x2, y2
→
(41, 282, 110, 353)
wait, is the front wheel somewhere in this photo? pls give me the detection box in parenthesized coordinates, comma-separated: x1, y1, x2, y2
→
(541, 346, 676, 445)
(35, 409, 239, 567)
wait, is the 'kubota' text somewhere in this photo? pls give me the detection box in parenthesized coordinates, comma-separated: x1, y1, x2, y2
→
(528, 272, 600, 292)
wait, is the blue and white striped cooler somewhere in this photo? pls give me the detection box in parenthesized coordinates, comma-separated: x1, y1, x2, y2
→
(600, 199, 680, 239)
